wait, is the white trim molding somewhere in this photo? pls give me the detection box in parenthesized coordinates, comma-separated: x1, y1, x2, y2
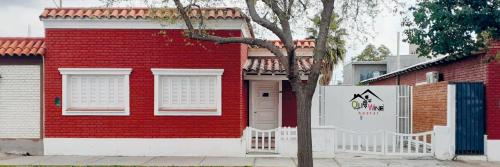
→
(151, 68, 224, 116)
(58, 68, 132, 116)
(58, 68, 133, 75)
(44, 138, 246, 157)
(151, 68, 223, 76)
(42, 19, 253, 38)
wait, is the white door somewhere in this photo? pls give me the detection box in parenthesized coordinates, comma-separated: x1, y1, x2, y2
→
(251, 81, 279, 130)
(0, 65, 41, 138)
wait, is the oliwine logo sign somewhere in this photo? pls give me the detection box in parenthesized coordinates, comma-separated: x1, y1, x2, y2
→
(350, 89, 384, 120)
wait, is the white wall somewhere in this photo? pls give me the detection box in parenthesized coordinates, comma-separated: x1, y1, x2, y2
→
(321, 86, 398, 132)
(487, 139, 500, 161)
(44, 138, 246, 157)
(311, 84, 320, 127)
(0, 65, 41, 138)
(433, 126, 454, 160)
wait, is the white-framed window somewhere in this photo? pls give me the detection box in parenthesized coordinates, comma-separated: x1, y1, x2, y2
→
(152, 68, 223, 116)
(58, 68, 132, 116)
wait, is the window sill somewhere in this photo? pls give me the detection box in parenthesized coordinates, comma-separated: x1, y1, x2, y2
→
(159, 108, 217, 112)
(63, 108, 129, 116)
(155, 108, 221, 116)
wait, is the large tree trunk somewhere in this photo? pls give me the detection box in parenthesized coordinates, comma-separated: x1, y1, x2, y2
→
(296, 89, 314, 167)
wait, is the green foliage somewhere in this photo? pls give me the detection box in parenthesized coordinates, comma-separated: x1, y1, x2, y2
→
(403, 0, 500, 58)
(307, 13, 347, 85)
(353, 44, 391, 61)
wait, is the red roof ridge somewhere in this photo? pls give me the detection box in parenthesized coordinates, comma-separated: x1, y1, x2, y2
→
(42, 7, 242, 10)
(40, 7, 246, 20)
(250, 39, 316, 49)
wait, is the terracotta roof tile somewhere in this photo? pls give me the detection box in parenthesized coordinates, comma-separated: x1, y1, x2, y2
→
(243, 56, 315, 75)
(0, 38, 45, 56)
(40, 7, 247, 20)
(250, 40, 316, 49)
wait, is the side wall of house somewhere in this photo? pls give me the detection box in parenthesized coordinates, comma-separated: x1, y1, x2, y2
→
(412, 82, 448, 133)
(44, 29, 246, 138)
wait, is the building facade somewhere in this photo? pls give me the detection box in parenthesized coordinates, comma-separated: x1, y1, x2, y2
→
(0, 8, 316, 156)
(362, 41, 500, 160)
(343, 54, 428, 85)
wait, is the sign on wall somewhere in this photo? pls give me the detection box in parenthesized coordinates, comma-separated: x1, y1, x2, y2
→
(350, 89, 385, 119)
(321, 86, 398, 132)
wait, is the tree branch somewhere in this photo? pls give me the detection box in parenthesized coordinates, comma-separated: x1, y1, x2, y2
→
(172, 0, 289, 72)
(261, 0, 294, 49)
(245, 0, 292, 48)
(306, 0, 336, 93)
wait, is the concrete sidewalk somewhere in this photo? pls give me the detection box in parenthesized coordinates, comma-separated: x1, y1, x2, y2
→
(0, 153, 498, 166)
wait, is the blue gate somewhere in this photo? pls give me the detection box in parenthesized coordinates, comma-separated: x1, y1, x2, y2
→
(455, 82, 485, 155)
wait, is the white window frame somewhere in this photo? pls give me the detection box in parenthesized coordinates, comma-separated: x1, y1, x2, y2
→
(59, 68, 132, 116)
(152, 68, 224, 116)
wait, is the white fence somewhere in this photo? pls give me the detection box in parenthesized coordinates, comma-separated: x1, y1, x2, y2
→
(334, 126, 433, 155)
(245, 127, 279, 153)
(245, 126, 433, 157)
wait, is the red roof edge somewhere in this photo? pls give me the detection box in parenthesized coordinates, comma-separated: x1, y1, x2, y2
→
(0, 37, 46, 57)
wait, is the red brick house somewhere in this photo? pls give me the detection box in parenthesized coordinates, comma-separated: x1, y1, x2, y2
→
(10, 7, 314, 156)
(361, 41, 500, 160)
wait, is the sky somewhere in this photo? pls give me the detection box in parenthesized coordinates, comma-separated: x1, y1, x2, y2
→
(0, 0, 413, 83)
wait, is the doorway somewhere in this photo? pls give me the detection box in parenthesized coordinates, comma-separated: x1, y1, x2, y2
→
(250, 81, 280, 130)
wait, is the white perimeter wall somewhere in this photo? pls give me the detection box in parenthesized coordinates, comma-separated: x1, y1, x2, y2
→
(44, 138, 246, 157)
(321, 86, 398, 132)
(487, 139, 500, 161)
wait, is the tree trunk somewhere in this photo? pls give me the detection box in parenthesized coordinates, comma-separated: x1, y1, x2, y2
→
(296, 89, 313, 167)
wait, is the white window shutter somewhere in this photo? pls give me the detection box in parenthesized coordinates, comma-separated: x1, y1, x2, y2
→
(152, 69, 223, 116)
(67, 75, 126, 110)
(158, 76, 218, 110)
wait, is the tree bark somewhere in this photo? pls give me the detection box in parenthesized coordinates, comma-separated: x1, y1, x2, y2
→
(169, 1, 335, 167)
(296, 88, 314, 167)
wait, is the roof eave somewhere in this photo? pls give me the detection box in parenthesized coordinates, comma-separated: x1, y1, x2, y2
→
(361, 52, 487, 84)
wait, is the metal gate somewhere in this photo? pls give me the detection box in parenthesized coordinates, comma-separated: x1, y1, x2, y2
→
(455, 83, 485, 155)
(397, 86, 412, 134)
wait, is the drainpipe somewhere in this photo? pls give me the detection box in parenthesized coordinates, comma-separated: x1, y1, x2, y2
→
(396, 32, 401, 85)
(396, 32, 401, 70)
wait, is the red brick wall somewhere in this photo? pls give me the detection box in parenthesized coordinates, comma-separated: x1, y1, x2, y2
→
(486, 41, 500, 139)
(44, 29, 247, 138)
(370, 54, 488, 86)
(412, 82, 449, 133)
(282, 81, 297, 127)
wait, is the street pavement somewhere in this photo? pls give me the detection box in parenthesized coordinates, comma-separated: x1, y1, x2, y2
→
(0, 153, 499, 166)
